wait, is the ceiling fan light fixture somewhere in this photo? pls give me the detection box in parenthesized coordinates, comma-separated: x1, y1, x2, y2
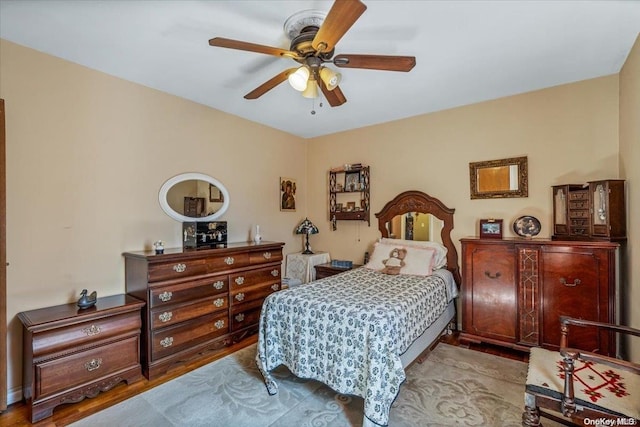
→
(301, 78, 319, 99)
(320, 67, 341, 91)
(288, 66, 309, 91)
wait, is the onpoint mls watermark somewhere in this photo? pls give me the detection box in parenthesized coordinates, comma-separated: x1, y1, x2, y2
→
(583, 418, 638, 426)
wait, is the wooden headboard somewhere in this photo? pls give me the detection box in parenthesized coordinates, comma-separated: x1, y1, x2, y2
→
(375, 190, 461, 285)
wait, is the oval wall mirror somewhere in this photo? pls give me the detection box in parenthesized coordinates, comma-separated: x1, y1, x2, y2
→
(159, 172, 230, 222)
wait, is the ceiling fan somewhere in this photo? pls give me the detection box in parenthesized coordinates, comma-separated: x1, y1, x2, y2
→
(208, 0, 416, 107)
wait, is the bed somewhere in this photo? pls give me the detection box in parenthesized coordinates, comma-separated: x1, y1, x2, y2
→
(256, 191, 461, 426)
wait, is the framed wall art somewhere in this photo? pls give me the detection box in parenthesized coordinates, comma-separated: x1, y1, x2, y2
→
(280, 177, 296, 211)
(209, 184, 224, 202)
(344, 171, 361, 192)
(479, 219, 503, 239)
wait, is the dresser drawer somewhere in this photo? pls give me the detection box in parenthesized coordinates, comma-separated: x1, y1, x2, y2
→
(151, 312, 228, 360)
(148, 253, 251, 282)
(150, 296, 228, 329)
(230, 266, 281, 290)
(32, 311, 141, 357)
(569, 209, 589, 219)
(231, 281, 280, 306)
(231, 302, 263, 332)
(148, 258, 209, 282)
(149, 275, 228, 308)
(206, 252, 250, 272)
(568, 190, 588, 201)
(36, 335, 140, 399)
(249, 249, 283, 265)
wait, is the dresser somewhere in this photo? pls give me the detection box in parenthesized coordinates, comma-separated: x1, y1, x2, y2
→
(124, 241, 284, 380)
(460, 238, 618, 356)
(18, 294, 144, 422)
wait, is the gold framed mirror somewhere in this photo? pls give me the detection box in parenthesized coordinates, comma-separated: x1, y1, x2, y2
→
(469, 156, 528, 199)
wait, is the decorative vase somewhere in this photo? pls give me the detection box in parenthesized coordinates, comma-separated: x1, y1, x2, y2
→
(254, 225, 262, 244)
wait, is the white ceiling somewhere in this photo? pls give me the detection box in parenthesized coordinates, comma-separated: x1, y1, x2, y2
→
(1, 1, 639, 139)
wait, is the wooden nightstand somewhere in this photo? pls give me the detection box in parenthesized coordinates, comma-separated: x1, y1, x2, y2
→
(18, 294, 145, 422)
(314, 262, 362, 280)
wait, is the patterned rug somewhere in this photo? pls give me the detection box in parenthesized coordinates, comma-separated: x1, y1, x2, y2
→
(70, 343, 551, 427)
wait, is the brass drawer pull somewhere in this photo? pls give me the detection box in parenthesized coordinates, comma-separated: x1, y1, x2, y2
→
(484, 271, 501, 279)
(172, 263, 186, 273)
(235, 293, 245, 302)
(235, 276, 245, 285)
(224, 257, 234, 265)
(271, 284, 279, 291)
(159, 291, 173, 302)
(263, 252, 272, 259)
(159, 312, 173, 323)
(560, 277, 581, 287)
(212, 280, 224, 290)
(160, 337, 174, 348)
(271, 269, 279, 277)
(213, 298, 225, 307)
(235, 313, 245, 322)
(214, 319, 225, 329)
(82, 325, 101, 336)
(84, 358, 102, 372)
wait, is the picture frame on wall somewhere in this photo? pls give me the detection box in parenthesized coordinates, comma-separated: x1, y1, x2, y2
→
(209, 184, 224, 203)
(280, 177, 296, 211)
(479, 219, 503, 239)
(344, 171, 361, 192)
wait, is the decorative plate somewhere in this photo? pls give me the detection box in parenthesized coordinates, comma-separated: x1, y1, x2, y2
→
(513, 215, 541, 238)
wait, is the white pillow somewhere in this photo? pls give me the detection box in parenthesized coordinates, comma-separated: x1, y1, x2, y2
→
(400, 246, 436, 276)
(365, 242, 436, 276)
(365, 242, 394, 270)
(380, 238, 448, 269)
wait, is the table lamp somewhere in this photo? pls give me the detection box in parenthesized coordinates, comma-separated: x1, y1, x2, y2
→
(295, 218, 319, 254)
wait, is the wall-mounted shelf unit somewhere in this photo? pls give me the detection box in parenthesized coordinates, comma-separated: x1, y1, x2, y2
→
(329, 165, 370, 230)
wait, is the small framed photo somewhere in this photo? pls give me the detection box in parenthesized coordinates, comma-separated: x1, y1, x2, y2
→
(346, 201, 356, 211)
(479, 219, 503, 239)
(344, 171, 361, 192)
(335, 203, 343, 212)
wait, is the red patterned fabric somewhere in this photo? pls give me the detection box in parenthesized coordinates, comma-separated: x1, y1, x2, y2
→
(526, 347, 639, 420)
(556, 359, 629, 403)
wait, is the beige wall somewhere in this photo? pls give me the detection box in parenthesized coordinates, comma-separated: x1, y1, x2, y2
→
(619, 34, 640, 358)
(0, 39, 308, 400)
(1, 35, 636, 403)
(307, 76, 620, 260)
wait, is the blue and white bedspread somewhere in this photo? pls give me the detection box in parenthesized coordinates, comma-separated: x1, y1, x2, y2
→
(256, 267, 457, 426)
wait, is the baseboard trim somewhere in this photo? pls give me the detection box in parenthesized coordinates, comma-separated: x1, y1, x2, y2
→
(7, 386, 21, 406)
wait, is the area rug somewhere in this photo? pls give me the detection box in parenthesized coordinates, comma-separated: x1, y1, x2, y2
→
(70, 343, 544, 427)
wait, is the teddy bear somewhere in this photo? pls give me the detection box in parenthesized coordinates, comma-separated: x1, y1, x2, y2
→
(381, 247, 407, 275)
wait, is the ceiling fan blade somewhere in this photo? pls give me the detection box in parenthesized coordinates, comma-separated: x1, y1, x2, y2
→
(333, 54, 416, 71)
(244, 68, 297, 100)
(209, 37, 300, 59)
(312, 0, 367, 53)
(319, 80, 347, 107)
